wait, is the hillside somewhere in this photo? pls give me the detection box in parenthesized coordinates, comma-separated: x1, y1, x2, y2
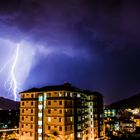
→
(0, 97, 19, 110)
(109, 93, 140, 109)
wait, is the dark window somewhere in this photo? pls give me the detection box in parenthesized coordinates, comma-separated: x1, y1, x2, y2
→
(22, 109, 24, 113)
(59, 110, 62, 114)
(48, 109, 51, 114)
(22, 117, 24, 120)
(59, 126, 62, 131)
(59, 101, 62, 105)
(30, 124, 33, 129)
(31, 102, 33, 106)
(59, 118, 62, 122)
(22, 124, 24, 128)
(48, 126, 50, 130)
(48, 93, 51, 97)
(31, 94, 34, 98)
(48, 101, 51, 105)
(65, 126, 67, 131)
(22, 102, 24, 106)
(31, 117, 33, 121)
(31, 109, 33, 113)
(30, 132, 32, 137)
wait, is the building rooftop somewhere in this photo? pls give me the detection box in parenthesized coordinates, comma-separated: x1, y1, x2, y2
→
(19, 82, 102, 97)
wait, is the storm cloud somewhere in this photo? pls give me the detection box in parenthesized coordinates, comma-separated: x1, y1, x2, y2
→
(0, 0, 140, 103)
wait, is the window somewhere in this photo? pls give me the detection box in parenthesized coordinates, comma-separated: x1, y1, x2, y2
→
(48, 93, 51, 97)
(38, 96, 43, 102)
(38, 113, 42, 117)
(48, 117, 51, 122)
(59, 118, 62, 122)
(70, 117, 73, 122)
(22, 124, 24, 128)
(22, 94, 24, 98)
(48, 101, 51, 105)
(38, 121, 42, 125)
(77, 94, 80, 97)
(31, 109, 33, 113)
(31, 117, 33, 121)
(30, 132, 32, 137)
(22, 109, 24, 113)
(22, 102, 24, 106)
(59, 126, 62, 131)
(31, 102, 33, 106)
(59, 92, 62, 97)
(65, 101, 67, 106)
(59, 101, 62, 105)
(48, 109, 51, 114)
(65, 126, 67, 131)
(38, 128, 42, 134)
(65, 92, 67, 96)
(22, 117, 24, 120)
(30, 124, 33, 129)
(70, 92, 72, 97)
(38, 105, 43, 109)
(48, 126, 50, 130)
(31, 94, 34, 98)
(59, 110, 62, 114)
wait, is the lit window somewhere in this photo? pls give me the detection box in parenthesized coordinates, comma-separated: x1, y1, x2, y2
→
(77, 132, 80, 138)
(38, 137, 42, 140)
(38, 105, 43, 109)
(65, 92, 67, 96)
(48, 117, 51, 122)
(38, 121, 42, 125)
(70, 117, 73, 122)
(77, 94, 80, 97)
(38, 96, 43, 102)
(38, 113, 42, 117)
(59, 92, 62, 97)
(38, 128, 42, 134)
(70, 93, 72, 97)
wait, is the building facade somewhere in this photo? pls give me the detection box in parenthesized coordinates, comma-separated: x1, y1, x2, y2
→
(19, 83, 104, 140)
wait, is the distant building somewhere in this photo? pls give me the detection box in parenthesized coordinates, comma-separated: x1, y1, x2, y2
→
(0, 109, 19, 129)
(19, 82, 104, 140)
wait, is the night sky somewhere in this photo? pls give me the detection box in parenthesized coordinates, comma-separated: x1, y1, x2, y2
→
(0, 0, 140, 104)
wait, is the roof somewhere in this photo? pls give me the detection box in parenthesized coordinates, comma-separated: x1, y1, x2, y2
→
(20, 82, 81, 93)
(19, 82, 102, 97)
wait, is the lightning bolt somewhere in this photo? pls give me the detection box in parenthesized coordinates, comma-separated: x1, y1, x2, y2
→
(0, 44, 20, 101)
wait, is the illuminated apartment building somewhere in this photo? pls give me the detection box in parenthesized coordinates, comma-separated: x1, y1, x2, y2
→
(19, 83, 104, 140)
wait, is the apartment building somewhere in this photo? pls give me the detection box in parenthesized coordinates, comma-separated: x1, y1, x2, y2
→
(19, 82, 104, 140)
